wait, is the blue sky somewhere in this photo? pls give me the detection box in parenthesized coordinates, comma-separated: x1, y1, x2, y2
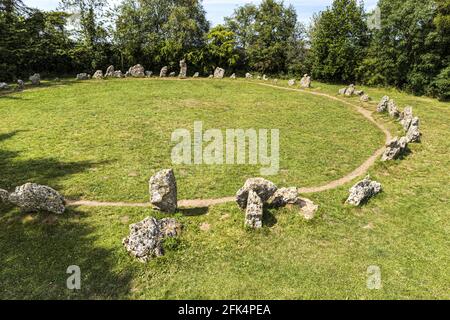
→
(23, 0, 379, 26)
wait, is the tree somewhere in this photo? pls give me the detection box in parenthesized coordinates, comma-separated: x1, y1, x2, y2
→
(308, 0, 369, 83)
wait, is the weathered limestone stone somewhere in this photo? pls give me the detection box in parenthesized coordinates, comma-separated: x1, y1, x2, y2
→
(300, 74, 311, 88)
(406, 117, 421, 143)
(270, 187, 299, 207)
(377, 96, 390, 113)
(288, 79, 296, 86)
(179, 59, 187, 78)
(29, 73, 41, 85)
(0, 188, 9, 204)
(400, 106, 414, 131)
(160, 66, 168, 77)
(214, 67, 225, 79)
(360, 94, 370, 102)
(230, 73, 236, 79)
(145, 71, 153, 78)
(193, 72, 199, 78)
(245, 73, 253, 79)
(381, 136, 408, 161)
(122, 217, 182, 262)
(76, 73, 89, 80)
(236, 178, 277, 209)
(17, 80, 24, 90)
(388, 99, 400, 118)
(346, 176, 382, 206)
(128, 64, 145, 77)
(113, 70, 124, 78)
(245, 190, 263, 229)
(105, 65, 115, 77)
(8, 183, 65, 214)
(149, 169, 177, 213)
(0, 82, 9, 90)
(92, 70, 103, 79)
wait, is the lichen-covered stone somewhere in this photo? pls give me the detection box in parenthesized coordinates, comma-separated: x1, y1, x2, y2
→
(122, 217, 182, 262)
(377, 96, 390, 113)
(406, 117, 421, 143)
(381, 137, 408, 161)
(346, 176, 382, 206)
(270, 187, 299, 207)
(236, 178, 277, 209)
(149, 169, 177, 213)
(8, 183, 65, 214)
(214, 67, 225, 79)
(245, 190, 263, 229)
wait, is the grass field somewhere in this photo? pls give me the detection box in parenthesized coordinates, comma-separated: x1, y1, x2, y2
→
(0, 78, 449, 299)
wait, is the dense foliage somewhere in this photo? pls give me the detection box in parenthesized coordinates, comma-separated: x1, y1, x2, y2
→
(0, 0, 448, 99)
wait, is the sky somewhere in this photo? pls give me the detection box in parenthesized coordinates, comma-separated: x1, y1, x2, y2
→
(23, 0, 379, 26)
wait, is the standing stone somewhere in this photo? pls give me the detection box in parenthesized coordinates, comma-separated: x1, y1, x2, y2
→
(0, 188, 9, 204)
(270, 187, 299, 207)
(145, 71, 153, 78)
(122, 216, 182, 262)
(300, 74, 311, 88)
(406, 117, 421, 143)
(193, 72, 199, 78)
(346, 176, 382, 206)
(245, 190, 263, 229)
(128, 64, 145, 77)
(245, 73, 253, 79)
(360, 94, 370, 102)
(214, 67, 225, 79)
(236, 178, 278, 209)
(288, 79, 296, 86)
(179, 59, 187, 78)
(400, 106, 414, 131)
(388, 99, 400, 118)
(149, 169, 177, 213)
(377, 96, 390, 113)
(0, 82, 9, 90)
(381, 136, 408, 161)
(92, 70, 103, 79)
(230, 73, 236, 79)
(29, 73, 41, 85)
(8, 183, 66, 214)
(105, 65, 115, 77)
(160, 66, 168, 77)
(76, 73, 89, 80)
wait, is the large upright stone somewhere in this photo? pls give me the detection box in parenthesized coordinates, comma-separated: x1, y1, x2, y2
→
(149, 169, 177, 213)
(122, 217, 182, 262)
(381, 137, 408, 161)
(377, 96, 390, 113)
(29, 73, 41, 85)
(346, 176, 382, 206)
(236, 178, 277, 209)
(214, 67, 225, 79)
(179, 59, 187, 78)
(160, 66, 168, 77)
(406, 117, 421, 143)
(8, 183, 65, 214)
(300, 74, 311, 88)
(245, 190, 263, 229)
(92, 70, 103, 79)
(105, 65, 115, 77)
(128, 64, 145, 77)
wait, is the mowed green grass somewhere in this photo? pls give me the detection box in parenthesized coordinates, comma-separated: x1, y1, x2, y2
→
(0, 79, 383, 201)
(0, 78, 449, 300)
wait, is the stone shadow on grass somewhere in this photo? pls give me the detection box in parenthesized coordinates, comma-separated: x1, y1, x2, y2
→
(0, 206, 134, 299)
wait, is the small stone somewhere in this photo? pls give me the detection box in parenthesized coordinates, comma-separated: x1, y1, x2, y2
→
(92, 70, 103, 79)
(160, 66, 168, 77)
(288, 79, 296, 86)
(245, 190, 263, 229)
(377, 96, 390, 113)
(346, 176, 382, 206)
(149, 169, 177, 213)
(236, 178, 277, 209)
(8, 183, 65, 214)
(214, 67, 225, 79)
(381, 136, 408, 161)
(300, 74, 311, 88)
(406, 117, 421, 143)
(29, 73, 41, 85)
